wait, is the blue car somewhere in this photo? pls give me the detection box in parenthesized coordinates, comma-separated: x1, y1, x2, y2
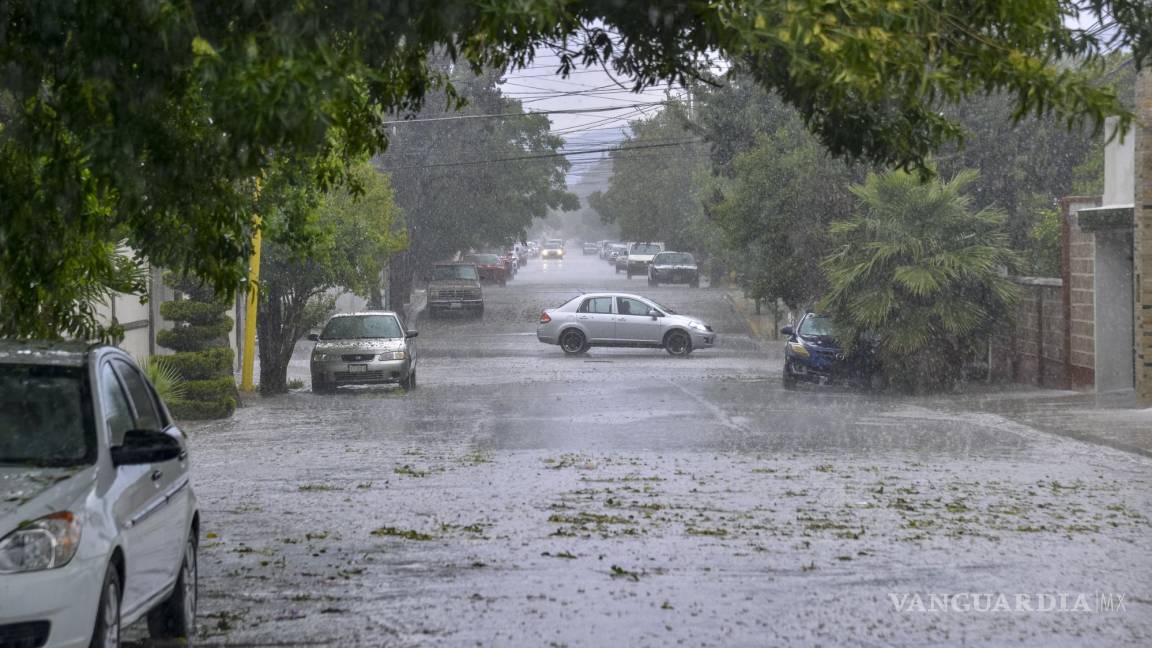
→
(781, 313, 879, 389)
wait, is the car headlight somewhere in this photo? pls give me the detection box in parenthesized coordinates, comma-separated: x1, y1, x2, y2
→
(0, 512, 82, 574)
(687, 320, 707, 331)
(313, 352, 332, 361)
(787, 341, 811, 358)
(378, 351, 407, 361)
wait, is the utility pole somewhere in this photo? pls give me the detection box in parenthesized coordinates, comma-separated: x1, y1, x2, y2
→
(240, 212, 262, 392)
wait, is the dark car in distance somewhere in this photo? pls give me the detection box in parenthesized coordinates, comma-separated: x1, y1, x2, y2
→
(648, 252, 699, 287)
(781, 313, 880, 389)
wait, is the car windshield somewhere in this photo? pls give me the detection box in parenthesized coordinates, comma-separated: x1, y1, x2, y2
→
(655, 253, 694, 265)
(545, 241, 563, 248)
(630, 244, 661, 254)
(432, 265, 479, 281)
(798, 315, 835, 337)
(0, 365, 94, 467)
(321, 315, 403, 340)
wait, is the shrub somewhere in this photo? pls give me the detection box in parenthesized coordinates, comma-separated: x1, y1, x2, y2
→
(157, 273, 237, 419)
(161, 347, 235, 380)
(820, 170, 1019, 392)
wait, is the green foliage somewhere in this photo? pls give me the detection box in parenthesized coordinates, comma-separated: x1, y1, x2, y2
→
(1023, 195, 1063, 277)
(380, 64, 577, 289)
(154, 318, 234, 353)
(161, 348, 235, 381)
(697, 81, 860, 308)
(0, 1, 1144, 338)
(167, 396, 237, 421)
(179, 376, 239, 403)
(139, 356, 187, 404)
(157, 273, 235, 419)
(587, 103, 707, 251)
(819, 170, 1020, 392)
(159, 300, 231, 326)
(256, 158, 406, 394)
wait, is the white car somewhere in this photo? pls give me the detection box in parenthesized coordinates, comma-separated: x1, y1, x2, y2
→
(536, 292, 716, 356)
(0, 342, 199, 647)
(621, 242, 665, 278)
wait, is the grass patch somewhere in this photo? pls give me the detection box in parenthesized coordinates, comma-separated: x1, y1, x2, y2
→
(370, 526, 435, 541)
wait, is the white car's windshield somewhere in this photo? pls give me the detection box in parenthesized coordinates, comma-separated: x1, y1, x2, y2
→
(321, 315, 403, 340)
(630, 244, 662, 255)
(0, 365, 93, 467)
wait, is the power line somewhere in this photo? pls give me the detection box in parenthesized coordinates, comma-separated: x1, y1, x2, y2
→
(379, 139, 701, 172)
(382, 102, 673, 126)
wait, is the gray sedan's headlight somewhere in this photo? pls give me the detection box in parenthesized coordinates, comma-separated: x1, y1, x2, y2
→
(0, 512, 82, 574)
(378, 351, 407, 361)
(313, 352, 335, 361)
(688, 320, 707, 331)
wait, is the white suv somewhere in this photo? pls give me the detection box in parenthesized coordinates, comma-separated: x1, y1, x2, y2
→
(0, 342, 199, 647)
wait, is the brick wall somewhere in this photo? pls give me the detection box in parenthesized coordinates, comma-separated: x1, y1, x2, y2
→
(1135, 69, 1152, 403)
(1061, 197, 1102, 388)
(990, 277, 1066, 387)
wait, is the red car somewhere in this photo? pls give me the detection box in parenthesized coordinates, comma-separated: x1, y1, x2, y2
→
(463, 253, 508, 285)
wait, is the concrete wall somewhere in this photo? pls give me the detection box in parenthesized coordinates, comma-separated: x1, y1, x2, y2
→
(990, 277, 1066, 388)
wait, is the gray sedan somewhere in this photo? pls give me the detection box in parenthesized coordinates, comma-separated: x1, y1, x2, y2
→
(536, 292, 716, 356)
(309, 312, 418, 392)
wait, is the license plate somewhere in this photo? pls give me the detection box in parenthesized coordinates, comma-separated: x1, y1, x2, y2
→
(449, 302, 463, 309)
(348, 364, 368, 373)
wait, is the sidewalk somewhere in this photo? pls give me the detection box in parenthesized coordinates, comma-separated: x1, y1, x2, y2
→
(722, 290, 785, 345)
(725, 289, 1152, 457)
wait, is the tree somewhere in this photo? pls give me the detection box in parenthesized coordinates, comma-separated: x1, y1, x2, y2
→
(256, 160, 406, 394)
(934, 52, 1139, 256)
(699, 84, 861, 311)
(379, 65, 577, 307)
(0, 1, 1145, 338)
(819, 170, 1020, 392)
(588, 103, 707, 251)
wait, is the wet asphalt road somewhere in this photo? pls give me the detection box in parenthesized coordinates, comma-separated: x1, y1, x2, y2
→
(166, 253, 1151, 647)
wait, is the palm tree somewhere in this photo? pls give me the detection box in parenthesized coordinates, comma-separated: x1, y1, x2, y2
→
(819, 169, 1019, 391)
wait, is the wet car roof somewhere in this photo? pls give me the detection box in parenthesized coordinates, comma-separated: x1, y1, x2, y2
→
(327, 311, 401, 319)
(0, 340, 94, 367)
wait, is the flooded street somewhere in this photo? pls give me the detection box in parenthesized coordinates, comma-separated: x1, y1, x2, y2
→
(176, 254, 1152, 646)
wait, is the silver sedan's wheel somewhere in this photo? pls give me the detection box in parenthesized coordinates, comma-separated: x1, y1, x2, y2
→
(664, 330, 692, 356)
(559, 329, 588, 355)
(92, 566, 122, 648)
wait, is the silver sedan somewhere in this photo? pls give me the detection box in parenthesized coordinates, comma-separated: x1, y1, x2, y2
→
(309, 312, 418, 392)
(536, 293, 716, 356)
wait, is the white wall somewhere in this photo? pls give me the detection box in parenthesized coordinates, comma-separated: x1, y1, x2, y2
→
(1103, 116, 1135, 207)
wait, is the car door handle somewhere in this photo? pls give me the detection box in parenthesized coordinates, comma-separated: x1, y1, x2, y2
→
(577, 315, 591, 320)
(151, 469, 163, 482)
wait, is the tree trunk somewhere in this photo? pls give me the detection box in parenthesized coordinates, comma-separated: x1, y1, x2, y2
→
(257, 282, 313, 395)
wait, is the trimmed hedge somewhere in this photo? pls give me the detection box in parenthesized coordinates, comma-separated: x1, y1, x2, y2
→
(181, 376, 238, 402)
(155, 318, 234, 352)
(162, 348, 234, 380)
(159, 273, 236, 421)
(168, 396, 236, 420)
(160, 299, 231, 326)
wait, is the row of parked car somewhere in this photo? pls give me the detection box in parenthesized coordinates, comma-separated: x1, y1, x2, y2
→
(592, 241, 702, 287)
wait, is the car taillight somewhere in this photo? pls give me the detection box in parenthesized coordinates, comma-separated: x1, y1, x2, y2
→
(540, 311, 551, 324)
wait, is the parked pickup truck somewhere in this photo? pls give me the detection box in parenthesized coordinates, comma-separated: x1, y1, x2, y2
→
(428, 262, 484, 318)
